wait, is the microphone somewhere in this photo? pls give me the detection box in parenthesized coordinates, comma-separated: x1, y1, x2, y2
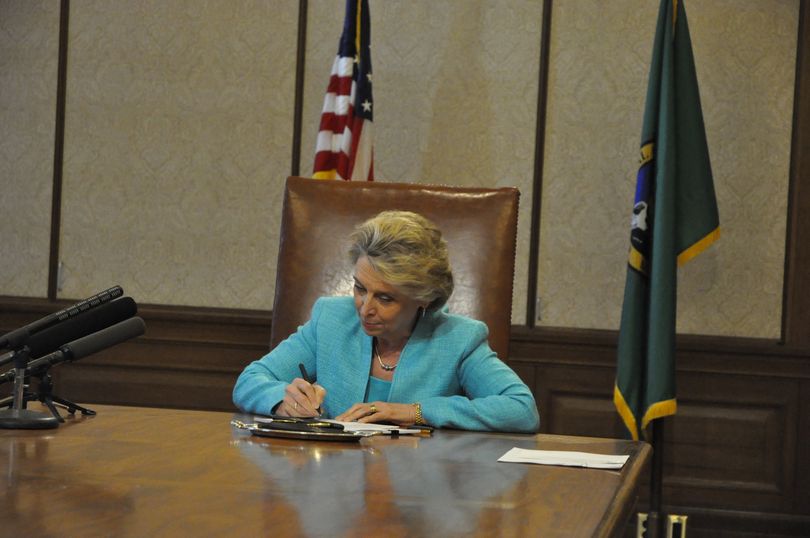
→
(0, 317, 146, 384)
(0, 297, 137, 369)
(0, 285, 124, 351)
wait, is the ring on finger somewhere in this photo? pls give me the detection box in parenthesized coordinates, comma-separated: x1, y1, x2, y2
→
(369, 404, 377, 414)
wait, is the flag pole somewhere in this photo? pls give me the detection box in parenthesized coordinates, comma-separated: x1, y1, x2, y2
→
(647, 419, 665, 538)
(614, 0, 719, 530)
(290, 0, 308, 177)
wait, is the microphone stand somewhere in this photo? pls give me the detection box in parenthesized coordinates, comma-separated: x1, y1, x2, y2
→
(0, 371, 96, 422)
(0, 344, 60, 429)
(40, 371, 98, 420)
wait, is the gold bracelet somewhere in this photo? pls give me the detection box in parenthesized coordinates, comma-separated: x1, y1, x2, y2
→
(413, 402, 426, 425)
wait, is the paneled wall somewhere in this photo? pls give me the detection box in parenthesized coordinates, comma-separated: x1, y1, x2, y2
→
(0, 0, 797, 335)
(540, 0, 796, 337)
(60, 1, 298, 309)
(0, 0, 59, 297)
(2, 1, 809, 536)
(302, 2, 543, 321)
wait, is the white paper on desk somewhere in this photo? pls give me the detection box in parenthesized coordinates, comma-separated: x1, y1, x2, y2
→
(322, 419, 422, 435)
(498, 447, 629, 469)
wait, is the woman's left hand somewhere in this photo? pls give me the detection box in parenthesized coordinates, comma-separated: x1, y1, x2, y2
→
(335, 401, 416, 425)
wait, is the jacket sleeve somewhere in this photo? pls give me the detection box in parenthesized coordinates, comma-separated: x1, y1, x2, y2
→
(420, 324, 540, 433)
(232, 299, 324, 415)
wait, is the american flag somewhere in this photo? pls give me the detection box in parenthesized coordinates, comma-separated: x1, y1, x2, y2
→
(312, 0, 374, 181)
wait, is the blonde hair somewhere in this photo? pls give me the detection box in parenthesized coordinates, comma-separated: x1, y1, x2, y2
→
(349, 210, 454, 310)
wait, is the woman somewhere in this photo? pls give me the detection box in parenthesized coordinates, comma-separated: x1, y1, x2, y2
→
(232, 210, 540, 433)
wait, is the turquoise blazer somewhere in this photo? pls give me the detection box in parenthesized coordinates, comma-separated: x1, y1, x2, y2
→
(232, 296, 540, 433)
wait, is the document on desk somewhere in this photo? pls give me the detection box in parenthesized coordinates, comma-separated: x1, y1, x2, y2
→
(498, 447, 629, 469)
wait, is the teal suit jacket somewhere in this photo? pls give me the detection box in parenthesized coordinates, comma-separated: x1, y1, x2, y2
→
(232, 296, 540, 433)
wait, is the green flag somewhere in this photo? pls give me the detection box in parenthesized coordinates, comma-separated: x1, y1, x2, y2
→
(614, 0, 720, 441)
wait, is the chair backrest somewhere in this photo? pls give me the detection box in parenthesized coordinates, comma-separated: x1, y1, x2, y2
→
(270, 176, 519, 360)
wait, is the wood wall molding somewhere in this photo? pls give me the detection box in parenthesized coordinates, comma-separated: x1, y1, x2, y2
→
(510, 326, 810, 378)
(783, 0, 810, 346)
(509, 325, 810, 536)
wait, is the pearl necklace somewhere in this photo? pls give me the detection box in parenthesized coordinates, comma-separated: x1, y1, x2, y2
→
(374, 340, 398, 371)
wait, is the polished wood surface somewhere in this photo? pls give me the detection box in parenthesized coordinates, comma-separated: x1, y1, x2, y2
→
(0, 404, 649, 537)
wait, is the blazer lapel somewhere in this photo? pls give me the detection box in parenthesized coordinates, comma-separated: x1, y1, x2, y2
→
(388, 311, 436, 402)
(341, 329, 373, 404)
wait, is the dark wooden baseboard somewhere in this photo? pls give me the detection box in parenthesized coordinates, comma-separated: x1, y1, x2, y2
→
(1, 296, 809, 536)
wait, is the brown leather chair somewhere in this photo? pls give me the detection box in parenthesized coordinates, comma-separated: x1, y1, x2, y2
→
(270, 176, 519, 360)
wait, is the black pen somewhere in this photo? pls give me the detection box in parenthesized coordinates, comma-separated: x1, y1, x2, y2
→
(299, 363, 317, 383)
(406, 424, 434, 433)
(298, 363, 322, 415)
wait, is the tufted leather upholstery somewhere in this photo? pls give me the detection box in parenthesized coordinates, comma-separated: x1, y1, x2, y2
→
(270, 176, 520, 360)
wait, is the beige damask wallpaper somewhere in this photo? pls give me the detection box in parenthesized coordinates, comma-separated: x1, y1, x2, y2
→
(58, 0, 297, 309)
(539, 0, 797, 337)
(0, 0, 59, 297)
(301, 1, 542, 324)
(0, 0, 800, 339)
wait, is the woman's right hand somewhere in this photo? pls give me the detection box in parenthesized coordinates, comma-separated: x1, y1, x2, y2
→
(276, 378, 326, 417)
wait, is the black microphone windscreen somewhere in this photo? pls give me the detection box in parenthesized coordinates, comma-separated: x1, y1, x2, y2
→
(0, 285, 125, 351)
(27, 297, 137, 359)
(64, 317, 146, 362)
(51, 285, 124, 324)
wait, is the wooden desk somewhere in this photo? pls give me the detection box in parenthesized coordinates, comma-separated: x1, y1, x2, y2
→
(0, 405, 650, 537)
